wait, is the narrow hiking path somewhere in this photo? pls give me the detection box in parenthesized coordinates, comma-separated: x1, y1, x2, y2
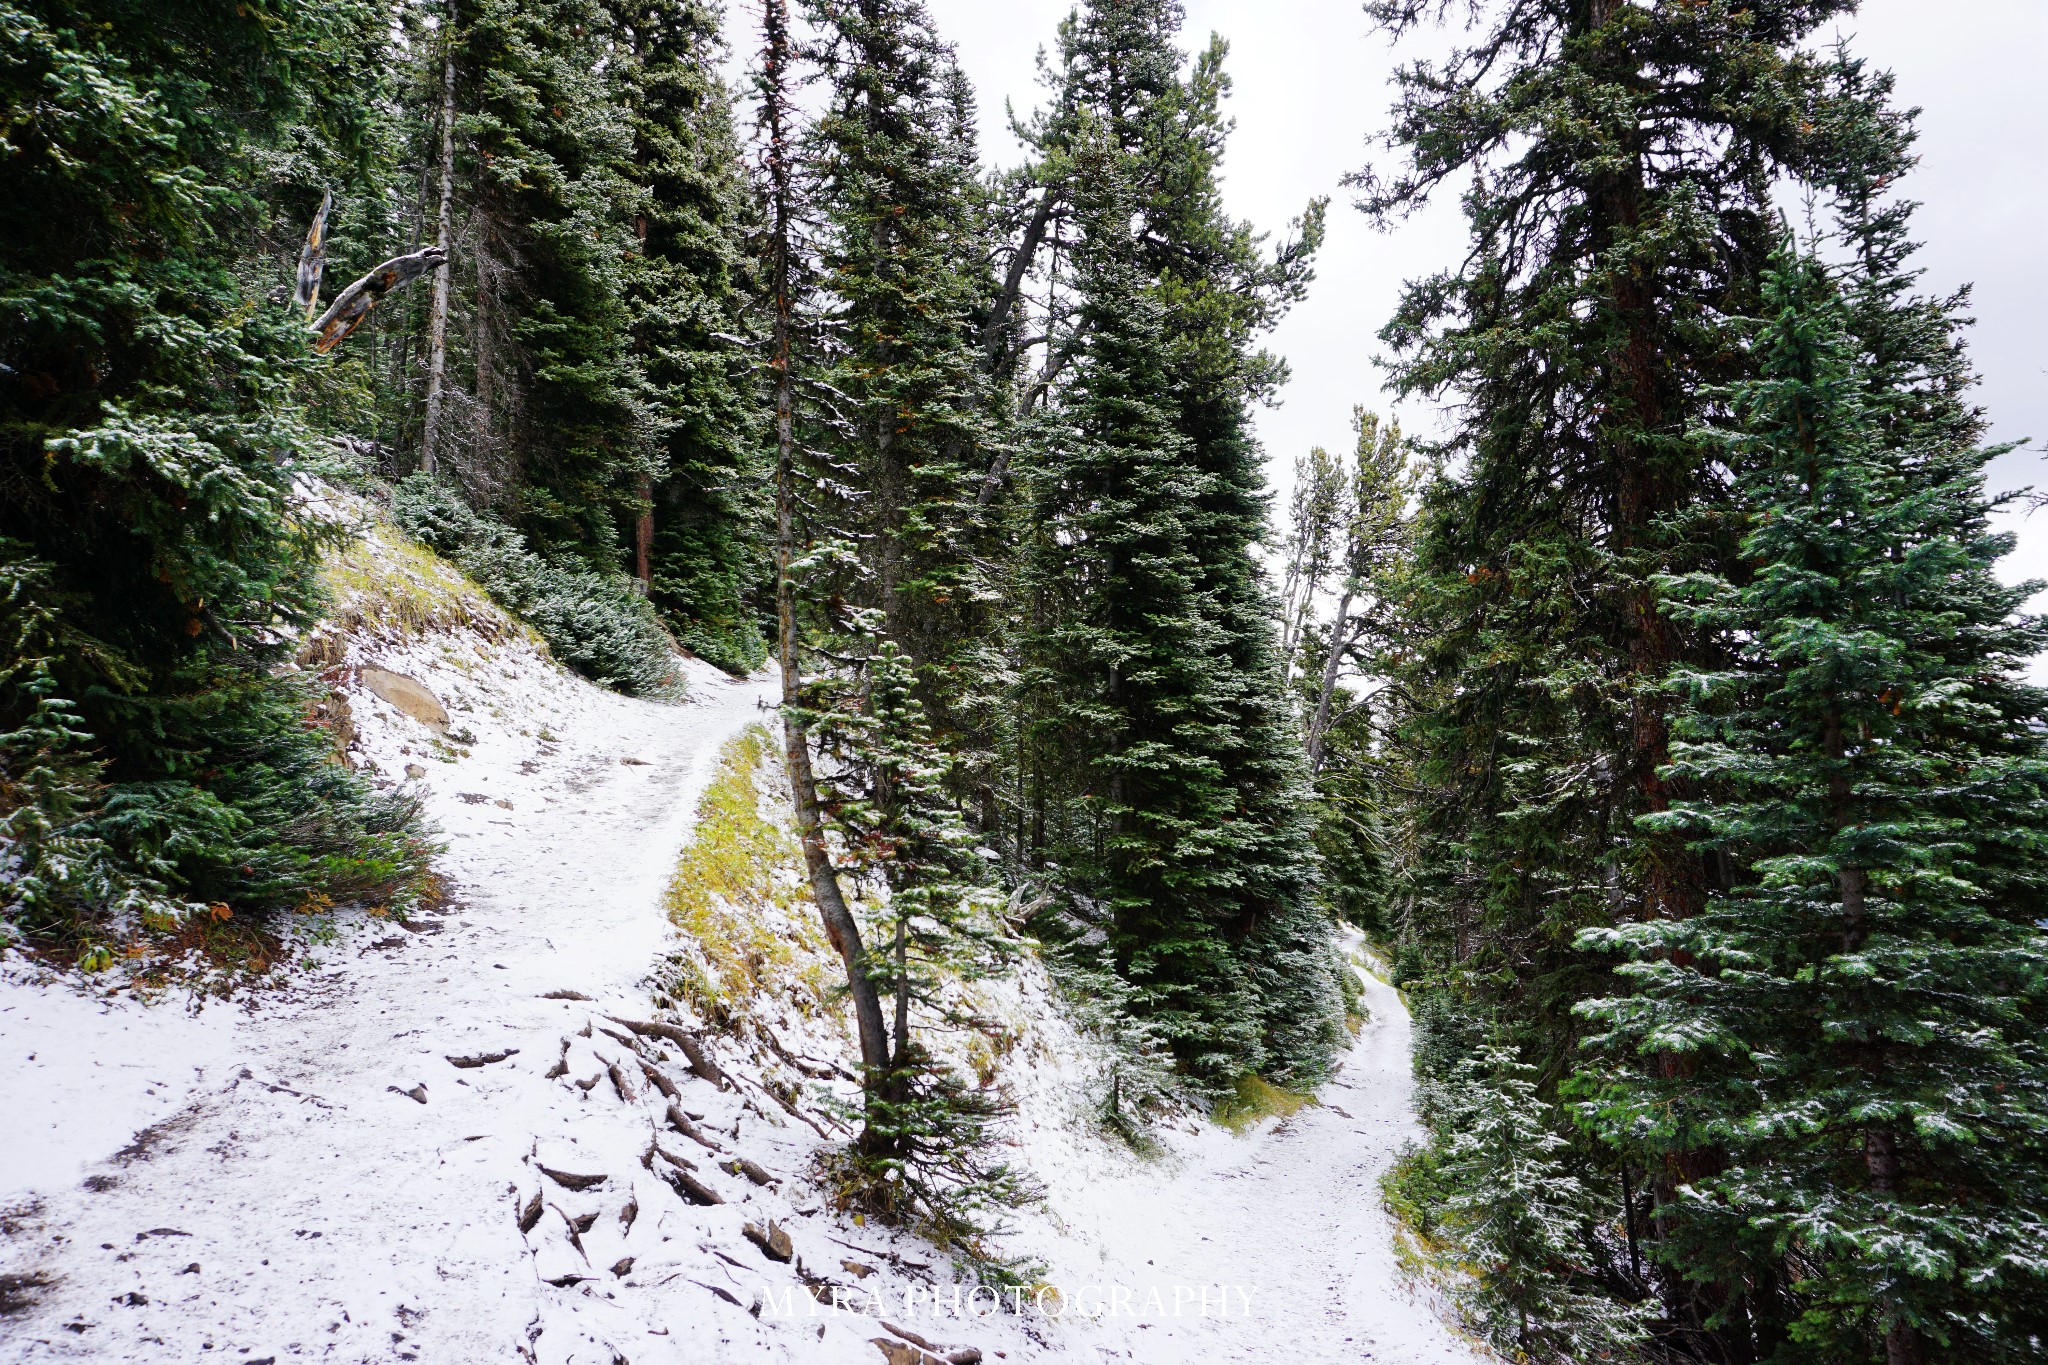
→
(1, 629, 1480, 1363)
(0, 648, 779, 1361)
(1036, 963, 1484, 1365)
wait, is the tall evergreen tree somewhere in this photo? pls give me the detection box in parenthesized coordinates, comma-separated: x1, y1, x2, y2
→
(785, 0, 1027, 1246)
(614, 0, 767, 673)
(1284, 410, 1416, 944)
(0, 0, 426, 949)
(751, 0, 891, 1104)
(1356, 1, 1910, 1349)
(437, 0, 641, 552)
(805, 0, 1001, 783)
(1017, 0, 1338, 1086)
(1578, 247, 2048, 1365)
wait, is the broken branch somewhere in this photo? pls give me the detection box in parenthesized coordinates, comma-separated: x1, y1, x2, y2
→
(310, 246, 447, 354)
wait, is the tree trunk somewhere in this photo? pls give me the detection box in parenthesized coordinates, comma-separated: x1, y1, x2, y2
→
(981, 185, 1055, 374)
(1304, 587, 1355, 773)
(293, 188, 334, 320)
(1620, 1159, 1641, 1284)
(1869, 1124, 1920, 1363)
(421, 20, 458, 477)
(1578, 0, 1722, 1339)
(1828, 708, 1914, 1363)
(761, 0, 890, 1090)
(635, 472, 654, 593)
(891, 916, 910, 1067)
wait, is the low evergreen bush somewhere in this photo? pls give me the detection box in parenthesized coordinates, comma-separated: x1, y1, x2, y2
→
(391, 475, 687, 700)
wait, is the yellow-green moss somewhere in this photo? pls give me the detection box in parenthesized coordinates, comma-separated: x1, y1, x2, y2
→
(1213, 1073, 1316, 1135)
(312, 519, 537, 650)
(1380, 1142, 1473, 1289)
(660, 725, 834, 1026)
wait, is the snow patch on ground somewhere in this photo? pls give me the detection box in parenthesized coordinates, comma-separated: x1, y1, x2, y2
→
(0, 966, 241, 1203)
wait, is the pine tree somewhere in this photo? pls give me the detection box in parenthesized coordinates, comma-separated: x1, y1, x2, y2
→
(1442, 1046, 1649, 1360)
(1357, 1, 1909, 1347)
(1302, 410, 1413, 774)
(380, 0, 736, 698)
(1277, 441, 1350, 674)
(1578, 247, 2048, 1365)
(752, 0, 893, 1102)
(1280, 412, 1416, 944)
(0, 0, 427, 950)
(1023, 157, 1269, 1076)
(1017, 0, 1337, 1086)
(613, 0, 767, 674)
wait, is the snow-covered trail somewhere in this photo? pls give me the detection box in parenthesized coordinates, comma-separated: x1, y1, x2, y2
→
(1041, 964, 1484, 1364)
(0, 652, 778, 1360)
(2, 613, 1482, 1363)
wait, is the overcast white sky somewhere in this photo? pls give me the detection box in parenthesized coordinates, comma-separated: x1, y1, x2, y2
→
(728, 0, 2048, 595)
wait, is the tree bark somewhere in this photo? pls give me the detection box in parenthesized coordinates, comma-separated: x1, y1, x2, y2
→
(981, 185, 1055, 375)
(421, 19, 458, 476)
(293, 189, 334, 320)
(1304, 587, 1355, 773)
(761, 0, 890, 1087)
(310, 247, 446, 354)
(635, 472, 654, 593)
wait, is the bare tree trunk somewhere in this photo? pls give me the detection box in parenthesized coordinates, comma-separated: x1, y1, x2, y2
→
(1620, 1159, 1642, 1285)
(978, 222, 1066, 504)
(293, 189, 334, 320)
(635, 472, 654, 593)
(891, 917, 910, 1068)
(421, 18, 458, 477)
(1278, 556, 1306, 669)
(1304, 586, 1355, 773)
(761, 0, 890, 1087)
(981, 185, 1055, 374)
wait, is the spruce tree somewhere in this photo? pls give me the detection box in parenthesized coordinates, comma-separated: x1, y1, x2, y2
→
(0, 0, 426, 950)
(386, 0, 731, 698)
(1579, 247, 2048, 1365)
(805, 0, 1001, 786)
(1018, 0, 1337, 1086)
(613, 0, 767, 673)
(1286, 411, 1416, 944)
(751, 0, 892, 1100)
(1025, 135, 1269, 1076)
(793, 0, 1028, 1246)
(1357, 1, 1910, 1348)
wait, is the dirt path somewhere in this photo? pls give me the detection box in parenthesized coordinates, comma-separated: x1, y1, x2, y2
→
(0, 650, 777, 1361)
(1041, 960, 1485, 1363)
(2, 633, 1479, 1364)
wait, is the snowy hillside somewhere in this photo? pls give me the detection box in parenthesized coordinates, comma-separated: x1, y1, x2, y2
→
(1, 514, 1482, 1364)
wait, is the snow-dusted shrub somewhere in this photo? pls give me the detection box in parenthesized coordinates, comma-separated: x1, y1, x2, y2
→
(1035, 932, 1180, 1147)
(391, 475, 685, 700)
(1434, 1048, 1649, 1360)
